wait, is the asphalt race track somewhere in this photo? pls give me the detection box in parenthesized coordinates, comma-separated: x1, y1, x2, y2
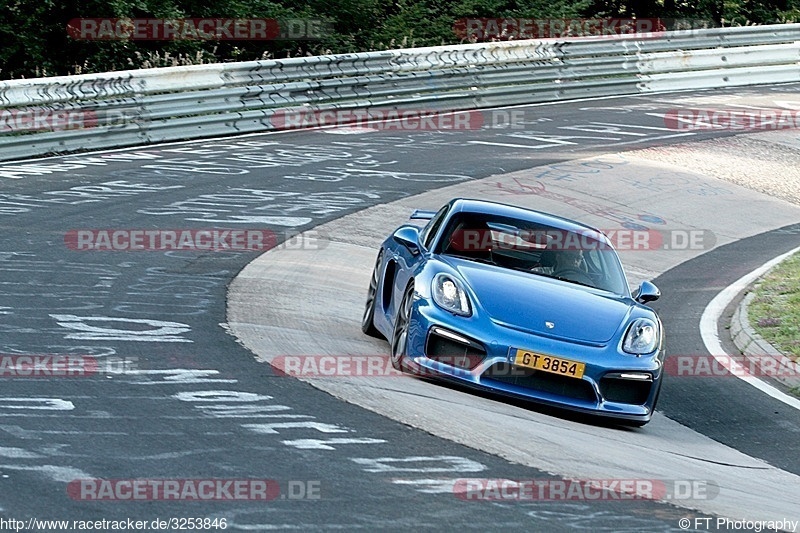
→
(1, 85, 799, 531)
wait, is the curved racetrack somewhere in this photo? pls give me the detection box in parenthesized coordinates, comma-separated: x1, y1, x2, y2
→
(1, 85, 799, 531)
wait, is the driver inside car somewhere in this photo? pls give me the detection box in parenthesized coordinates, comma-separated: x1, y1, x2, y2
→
(553, 249, 585, 274)
(532, 245, 591, 282)
(552, 248, 596, 286)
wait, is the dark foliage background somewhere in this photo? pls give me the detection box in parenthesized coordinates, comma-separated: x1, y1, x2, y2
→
(1, 0, 798, 79)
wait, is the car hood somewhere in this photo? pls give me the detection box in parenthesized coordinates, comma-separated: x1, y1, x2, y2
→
(447, 258, 632, 345)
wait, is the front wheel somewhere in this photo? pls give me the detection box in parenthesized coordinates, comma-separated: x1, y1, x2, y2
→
(361, 250, 383, 338)
(391, 283, 415, 371)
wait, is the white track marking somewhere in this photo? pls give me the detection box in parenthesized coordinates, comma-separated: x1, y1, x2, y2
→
(700, 245, 800, 410)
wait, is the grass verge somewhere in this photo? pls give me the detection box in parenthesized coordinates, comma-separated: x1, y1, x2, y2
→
(748, 250, 800, 395)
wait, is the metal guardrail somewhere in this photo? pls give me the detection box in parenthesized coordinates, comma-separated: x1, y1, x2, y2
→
(1, 23, 799, 161)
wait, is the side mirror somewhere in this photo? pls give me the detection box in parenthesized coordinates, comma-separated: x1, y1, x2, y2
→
(634, 281, 660, 304)
(393, 226, 421, 255)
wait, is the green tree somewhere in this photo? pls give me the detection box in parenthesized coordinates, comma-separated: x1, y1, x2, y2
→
(0, 0, 796, 79)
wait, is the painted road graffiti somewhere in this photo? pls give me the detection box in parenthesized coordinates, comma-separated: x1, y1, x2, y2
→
(0, 88, 791, 529)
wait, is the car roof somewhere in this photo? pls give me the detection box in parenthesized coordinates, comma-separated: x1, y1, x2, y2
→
(449, 198, 609, 242)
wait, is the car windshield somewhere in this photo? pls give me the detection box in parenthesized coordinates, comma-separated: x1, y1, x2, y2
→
(436, 212, 629, 296)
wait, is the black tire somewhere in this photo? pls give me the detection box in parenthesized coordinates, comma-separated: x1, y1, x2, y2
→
(391, 282, 415, 372)
(361, 250, 383, 338)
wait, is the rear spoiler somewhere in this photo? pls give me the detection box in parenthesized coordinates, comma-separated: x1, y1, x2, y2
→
(409, 209, 436, 220)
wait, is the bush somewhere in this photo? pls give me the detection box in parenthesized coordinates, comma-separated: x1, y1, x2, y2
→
(0, 0, 796, 79)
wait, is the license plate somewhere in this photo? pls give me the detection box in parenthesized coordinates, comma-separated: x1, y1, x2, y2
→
(512, 349, 585, 379)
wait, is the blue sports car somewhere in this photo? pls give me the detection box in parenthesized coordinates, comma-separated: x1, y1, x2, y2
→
(361, 198, 664, 426)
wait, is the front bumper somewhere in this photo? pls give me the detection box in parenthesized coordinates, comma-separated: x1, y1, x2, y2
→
(403, 299, 663, 422)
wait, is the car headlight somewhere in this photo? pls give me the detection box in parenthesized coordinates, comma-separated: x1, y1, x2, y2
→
(432, 273, 471, 316)
(622, 318, 659, 355)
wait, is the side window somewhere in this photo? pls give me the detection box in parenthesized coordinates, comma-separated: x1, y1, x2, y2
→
(422, 206, 449, 250)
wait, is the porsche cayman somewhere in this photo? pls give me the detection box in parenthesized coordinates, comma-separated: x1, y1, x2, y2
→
(361, 198, 664, 426)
